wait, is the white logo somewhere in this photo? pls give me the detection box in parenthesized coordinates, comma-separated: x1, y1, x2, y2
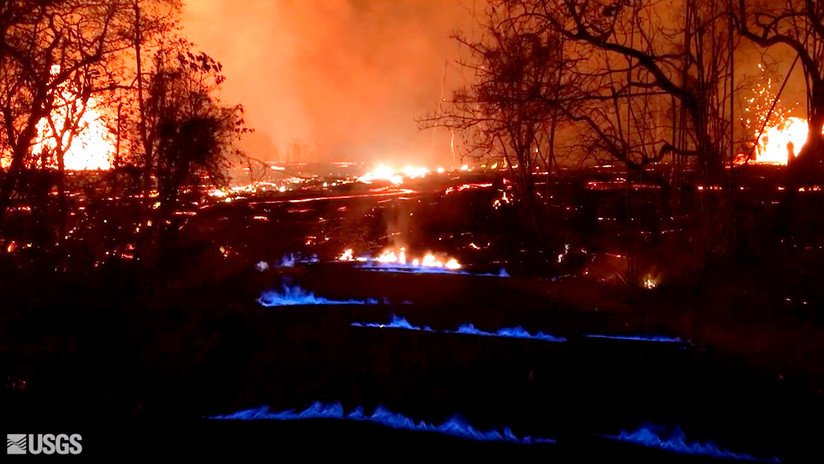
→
(6, 435, 26, 455)
(6, 434, 82, 455)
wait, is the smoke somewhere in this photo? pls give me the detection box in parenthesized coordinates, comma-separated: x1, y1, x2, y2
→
(182, 0, 477, 165)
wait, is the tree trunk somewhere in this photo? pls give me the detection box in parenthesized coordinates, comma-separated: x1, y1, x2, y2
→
(800, 79, 824, 160)
(686, 98, 723, 184)
(775, 81, 824, 236)
(56, 149, 67, 246)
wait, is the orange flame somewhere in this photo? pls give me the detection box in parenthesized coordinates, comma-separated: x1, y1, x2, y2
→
(339, 246, 461, 270)
(357, 164, 430, 185)
(751, 117, 814, 165)
(31, 65, 116, 171)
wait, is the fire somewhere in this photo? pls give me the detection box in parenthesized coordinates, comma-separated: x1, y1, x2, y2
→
(339, 246, 461, 270)
(373, 247, 461, 270)
(750, 117, 815, 165)
(31, 66, 116, 171)
(338, 248, 355, 261)
(357, 164, 430, 185)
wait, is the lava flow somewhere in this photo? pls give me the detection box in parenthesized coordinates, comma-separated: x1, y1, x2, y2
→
(357, 164, 432, 185)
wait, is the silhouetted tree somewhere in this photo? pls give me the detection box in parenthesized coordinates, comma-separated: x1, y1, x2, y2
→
(527, 0, 737, 183)
(140, 39, 248, 255)
(420, 1, 575, 238)
(738, 0, 824, 174)
(0, 0, 123, 230)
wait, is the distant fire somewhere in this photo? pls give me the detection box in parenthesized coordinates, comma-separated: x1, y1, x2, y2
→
(740, 63, 823, 166)
(748, 117, 817, 165)
(642, 274, 659, 290)
(32, 66, 116, 171)
(357, 164, 431, 185)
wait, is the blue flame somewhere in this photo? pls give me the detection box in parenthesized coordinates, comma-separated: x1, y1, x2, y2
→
(454, 323, 566, 342)
(352, 315, 566, 343)
(585, 334, 684, 343)
(356, 262, 509, 277)
(276, 253, 320, 268)
(258, 284, 378, 307)
(210, 401, 555, 445)
(352, 314, 434, 331)
(279, 254, 296, 267)
(606, 423, 780, 462)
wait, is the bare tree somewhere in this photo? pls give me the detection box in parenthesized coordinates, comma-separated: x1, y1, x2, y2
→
(738, 0, 824, 172)
(0, 0, 128, 230)
(522, 0, 737, 184)
(420, 1, 575, 237)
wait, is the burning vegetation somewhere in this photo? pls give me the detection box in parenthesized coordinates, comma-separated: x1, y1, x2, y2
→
(3, 0, 824, 462)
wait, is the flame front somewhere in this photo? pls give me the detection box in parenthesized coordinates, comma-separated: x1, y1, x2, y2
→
(751, 117, 812, 165)
(32, 66, 116, 171)
(357, 164, 430, 185)
(339, 246, 462, 271)
(371, 247, 461, 270)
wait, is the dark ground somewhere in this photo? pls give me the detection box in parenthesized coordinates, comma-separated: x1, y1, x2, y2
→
(1, 165, 823, 461)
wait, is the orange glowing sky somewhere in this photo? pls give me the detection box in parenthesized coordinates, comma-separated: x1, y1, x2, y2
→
(181, 0, 812, 167)
(182, 0, 477, 165)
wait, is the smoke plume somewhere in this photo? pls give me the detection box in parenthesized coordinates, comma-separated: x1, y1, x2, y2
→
(182, 0, 477, 165)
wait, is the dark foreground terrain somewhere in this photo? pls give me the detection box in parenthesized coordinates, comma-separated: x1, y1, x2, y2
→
(2, 166, 823, 462)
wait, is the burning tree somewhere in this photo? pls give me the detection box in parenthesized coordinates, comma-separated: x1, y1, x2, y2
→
(0, 0, 124, 229)
(0, 0, 248, 266)
(738, 0, 824, 174)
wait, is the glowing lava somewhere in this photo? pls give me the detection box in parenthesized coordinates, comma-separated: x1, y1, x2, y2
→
(357, 164, 430, 185)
